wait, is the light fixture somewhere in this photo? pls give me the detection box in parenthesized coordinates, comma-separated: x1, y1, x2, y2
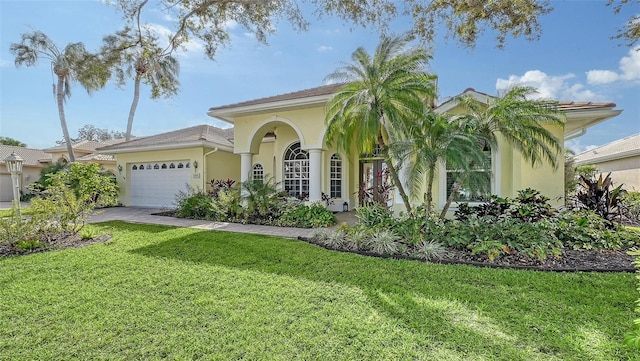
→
(4, 151, 24, 217)
(343, 201, 349, 212)
(193, 160, 198, 170)
(117, 164, 123, 174)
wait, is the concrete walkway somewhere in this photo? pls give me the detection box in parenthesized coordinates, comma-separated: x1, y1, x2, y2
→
(88, 207, 329, 239)
(2, 202, 356, 239)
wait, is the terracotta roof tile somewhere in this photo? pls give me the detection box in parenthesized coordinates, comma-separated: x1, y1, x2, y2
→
(44, 139, 128, 153)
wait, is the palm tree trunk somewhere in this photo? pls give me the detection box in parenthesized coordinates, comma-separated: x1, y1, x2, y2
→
(56, 76, 75, 162)
(425, 163, 436, 215)
(440, 181, 463, 220)
(126, 75, 141, 141)
(378, 136, 411, 213)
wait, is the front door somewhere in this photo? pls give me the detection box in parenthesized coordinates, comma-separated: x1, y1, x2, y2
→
(359, 160, 389, 206)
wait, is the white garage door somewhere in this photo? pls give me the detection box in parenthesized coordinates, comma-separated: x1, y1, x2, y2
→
(129, 161, 191, 207)
(0, 174, 18, 202)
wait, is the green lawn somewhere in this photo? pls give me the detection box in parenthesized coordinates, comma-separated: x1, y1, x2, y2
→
(0, 222, 637, 360)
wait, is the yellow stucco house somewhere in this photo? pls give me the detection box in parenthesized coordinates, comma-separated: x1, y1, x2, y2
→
(100, 84, 622, 211)
(0, 145, 52, 202)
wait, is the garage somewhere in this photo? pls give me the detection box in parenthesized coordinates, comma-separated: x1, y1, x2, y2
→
(129, 161, 191, 207)
(0, 174, 15, 202)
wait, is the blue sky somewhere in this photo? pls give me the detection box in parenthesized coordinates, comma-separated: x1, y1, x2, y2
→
(1, 0, 639, 153)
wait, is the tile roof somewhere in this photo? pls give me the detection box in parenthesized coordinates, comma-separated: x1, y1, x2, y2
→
(76, 153, 117, 162)
(208, 83, 345, 112)
(574, 133, 640, 164)
(97, 124, 234, 152)
(44, 139, 128, 153)
(0, 145, 52, 168)
(209, 84, 618, 115)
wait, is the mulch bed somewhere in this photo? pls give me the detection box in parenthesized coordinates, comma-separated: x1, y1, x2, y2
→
(300, 237, 637, 273)
(0, 234, 112, 257)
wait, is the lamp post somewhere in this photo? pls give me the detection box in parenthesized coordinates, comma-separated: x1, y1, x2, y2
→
(4, 151, 24, 217)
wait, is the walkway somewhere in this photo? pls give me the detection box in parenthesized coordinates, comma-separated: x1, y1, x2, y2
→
(2, 202, 356, 239)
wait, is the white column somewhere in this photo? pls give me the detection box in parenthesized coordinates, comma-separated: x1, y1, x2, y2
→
(308, 149, 322, 202)
(240, 153, 253, 184)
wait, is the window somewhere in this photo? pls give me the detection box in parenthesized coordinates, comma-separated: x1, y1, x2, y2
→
(283, 142, 309, 199)
(329, 154, 342, 198)
(445, 143, 492, 202)
(252, 163, 264, 184)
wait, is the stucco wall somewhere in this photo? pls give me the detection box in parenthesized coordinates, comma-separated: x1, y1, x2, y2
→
(592, 156, 640, 191)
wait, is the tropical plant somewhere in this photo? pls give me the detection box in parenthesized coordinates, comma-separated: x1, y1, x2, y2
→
(432, 86, 564, 214)
(101, 30, 180, 141)
(325, 34, 437, 213)
(240, 176, 287, 223)
(10, 31, 110, 162)
(574, 173, 625, 227)
(391, 110, 490, 216)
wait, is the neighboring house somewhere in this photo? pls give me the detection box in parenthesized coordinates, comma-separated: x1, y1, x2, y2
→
(574, 133, 640, 191)
(43, 139, 126, 174)
(0, 145, 52, 201)
(208, 85, 622, 212)
(98, 125, 239, 208)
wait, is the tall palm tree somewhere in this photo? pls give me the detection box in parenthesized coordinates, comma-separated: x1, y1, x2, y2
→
(391, 109, 490, 217)
(102, 33, 180, 141)
(325, 34, 437, 213)
(10, 31, 110, 162)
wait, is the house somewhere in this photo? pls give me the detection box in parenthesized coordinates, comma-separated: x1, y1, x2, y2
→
(98, 125, 238, 207)
(0, 145, 52, 201)
(574, 133, 640, 191)
(101, 84, 623, 211)
(43, 139, 126, 174)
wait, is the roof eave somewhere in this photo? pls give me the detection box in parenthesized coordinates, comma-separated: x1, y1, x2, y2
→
(575, 148, 640, 165)
(98, 140, 233, 154)
(208, 94, 333, 123)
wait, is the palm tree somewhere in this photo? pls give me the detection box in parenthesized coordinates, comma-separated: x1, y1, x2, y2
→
(10, 31, 110, 162)
(325, 34, 437, 213)
(434, 86, 565, 216)
(102, 33, 180, 141)
(391, 109, 490, 217)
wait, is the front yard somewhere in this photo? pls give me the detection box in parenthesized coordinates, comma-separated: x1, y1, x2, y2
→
(0, 221, 637, 360)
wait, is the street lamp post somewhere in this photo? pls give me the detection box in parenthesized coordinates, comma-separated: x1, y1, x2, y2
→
(4, 151, 24, 217)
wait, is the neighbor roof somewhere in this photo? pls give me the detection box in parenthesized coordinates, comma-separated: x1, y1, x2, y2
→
(44, 139, 127, 153)
(0, 145, 52, 168)
(574, 133, 640, 165)
(97, 125, 234, 153)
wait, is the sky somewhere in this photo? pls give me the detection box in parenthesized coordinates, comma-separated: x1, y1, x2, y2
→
(0, 0, 639, 154)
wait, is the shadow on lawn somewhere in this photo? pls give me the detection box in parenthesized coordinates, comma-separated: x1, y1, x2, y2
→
(127, 225, 620, 360)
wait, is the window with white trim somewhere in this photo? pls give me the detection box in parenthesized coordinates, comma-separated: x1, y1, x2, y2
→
(283, 142, 309, 199)
(445, 143, 492, 202)
(252, 163, 264, 184)
(329, 154, 342, 198)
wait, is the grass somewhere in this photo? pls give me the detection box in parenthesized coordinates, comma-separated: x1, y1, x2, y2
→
(0, 221, 637, 360)
(0, 206, 34, 217)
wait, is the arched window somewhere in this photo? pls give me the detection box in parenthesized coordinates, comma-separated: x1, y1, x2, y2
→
(445, 141, 493, 202)
(132, 165, 138, 170)
(283, 142, 309, 199)
(252, 163, 264, 184)
(161, 163, 167, 169)
(153, 164, 160, 169)
(169, 163, 175, 169)
(329, 154, 342, 198)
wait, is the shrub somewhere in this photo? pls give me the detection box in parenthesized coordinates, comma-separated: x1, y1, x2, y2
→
(555, 210, 639, 250)
(277, 203, 336, 228)
(355, 204, 395, 230)
(573, 173, 625, 227)
(414, 240, 448, 261)
(622, 191, 640, 223)
(365, 230, 400, 255)
(175, 190, 217, 220)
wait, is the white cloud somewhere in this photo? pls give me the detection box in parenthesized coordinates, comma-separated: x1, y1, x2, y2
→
(566, 139, 599, 155)
(586, 46, 640, 84)
(496, 70, 604, 101)
(317, 45, 333, 52)
(144, 23, 204, 57)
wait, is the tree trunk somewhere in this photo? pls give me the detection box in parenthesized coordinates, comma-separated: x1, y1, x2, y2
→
(440, 181, 463, 220)
(425, 163, 436, 215)
(56, 76, 75, 162)
(378, 135, 411, 213)
(126, 74, 142, 141)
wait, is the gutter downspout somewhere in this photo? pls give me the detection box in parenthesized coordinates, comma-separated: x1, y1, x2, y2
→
(202, 147, 219, 190)
(565, 128, 587, 141)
